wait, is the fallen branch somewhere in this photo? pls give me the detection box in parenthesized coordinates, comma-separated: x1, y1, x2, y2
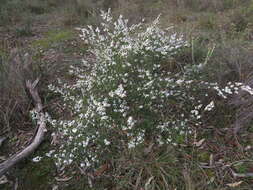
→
(0, 78, 47, 177)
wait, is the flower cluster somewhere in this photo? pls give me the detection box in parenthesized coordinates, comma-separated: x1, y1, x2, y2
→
(47, 10, 253, 168)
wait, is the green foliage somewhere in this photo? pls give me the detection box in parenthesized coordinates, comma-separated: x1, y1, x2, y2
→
(15, 18, 33, 37)
(26, 1, 47, 15)
(110, 145, 184, 189)
(198, 13, 217, 30)
(17, 142, 56, 190)
(32, 30, 75, 49)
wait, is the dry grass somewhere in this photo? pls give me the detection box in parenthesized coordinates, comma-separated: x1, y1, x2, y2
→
(0, 49, 34, 140)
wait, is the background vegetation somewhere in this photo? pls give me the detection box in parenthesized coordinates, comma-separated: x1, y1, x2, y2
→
(0, 0, 253, 189)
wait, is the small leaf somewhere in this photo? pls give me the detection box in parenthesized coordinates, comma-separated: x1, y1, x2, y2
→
(227, 181, 243, 187)
(55, 176, 72, 182)
(207, 176, 215, 185)
(194, 138, 205, 147)
(145, 176, 154, 190)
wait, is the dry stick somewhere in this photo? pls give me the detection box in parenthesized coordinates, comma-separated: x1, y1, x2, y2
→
(231, 169, 253, 178)
(0, 79, 47, 177)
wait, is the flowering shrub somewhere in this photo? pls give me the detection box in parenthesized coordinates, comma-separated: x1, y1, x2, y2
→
(46, 9, 253, 169)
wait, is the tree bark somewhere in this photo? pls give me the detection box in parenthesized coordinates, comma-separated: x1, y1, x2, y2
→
(0, 79, 47, 177)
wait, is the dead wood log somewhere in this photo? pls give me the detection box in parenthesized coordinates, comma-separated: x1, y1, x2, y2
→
(0, 78, 47, 177)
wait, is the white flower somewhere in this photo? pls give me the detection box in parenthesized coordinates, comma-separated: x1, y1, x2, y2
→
(46, 150, 55, 157)
(241, 85, 253, 95)
(109, 91, 114, 97)
(115, 84, 126, 98)
(128, 140, 136, 149)
(176, 79, 184, 85)
(68, 159, 73, 164)
(32, 156, 42, 162)
(224, 86, 232, 94)
(204, 101, 214, 111)
(191, 110, 199, 115)
(104, 139, 111, 145)
(72, 128, 77, 133)
(127, 116, 135, 129)
(101, 116, 109, 120)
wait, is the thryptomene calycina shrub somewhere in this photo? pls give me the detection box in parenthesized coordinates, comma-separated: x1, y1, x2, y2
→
(43, 9, 253, 169)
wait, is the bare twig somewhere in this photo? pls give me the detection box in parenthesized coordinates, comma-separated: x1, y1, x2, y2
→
(55, 176, 72, 182)
(134, 168, 143, 190)
(231, 169, 253, 178)
(0, 79, 47, 177)
(14, 177, 18, 190)
(227, 159, 253, 167)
